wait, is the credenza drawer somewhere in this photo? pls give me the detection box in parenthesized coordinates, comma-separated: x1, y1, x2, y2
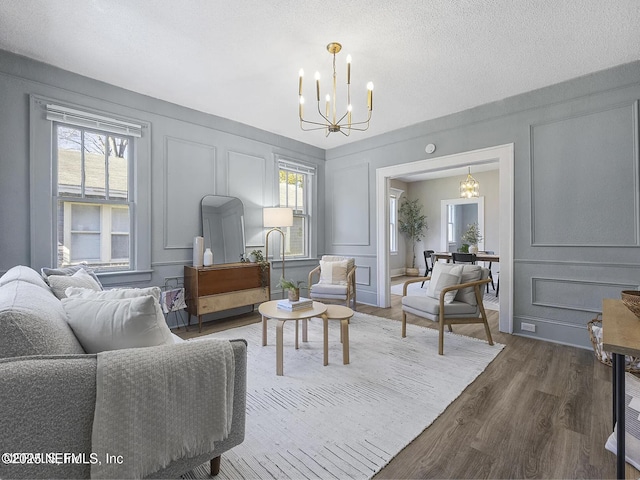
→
(198, 287, 269, 314)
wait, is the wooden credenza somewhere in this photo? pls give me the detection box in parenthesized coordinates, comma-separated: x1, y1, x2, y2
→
(184, 262, 270, 332)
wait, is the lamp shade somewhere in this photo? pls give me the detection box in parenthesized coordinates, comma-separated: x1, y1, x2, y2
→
(263, 207, 294, 228)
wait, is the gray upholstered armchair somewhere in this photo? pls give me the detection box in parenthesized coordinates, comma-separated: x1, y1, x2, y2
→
(307, 255, 357, 310)
(401, 262, 493, 355)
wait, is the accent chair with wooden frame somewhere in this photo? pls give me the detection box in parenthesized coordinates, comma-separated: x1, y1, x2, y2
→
(308, 255, 357, 310)
(401, 262, 493, 355)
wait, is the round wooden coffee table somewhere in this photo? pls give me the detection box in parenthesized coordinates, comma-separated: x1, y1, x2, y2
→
(259, 300, 327, 376)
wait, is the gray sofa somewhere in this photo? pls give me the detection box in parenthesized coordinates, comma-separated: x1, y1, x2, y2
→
(0, 265, 246, 479)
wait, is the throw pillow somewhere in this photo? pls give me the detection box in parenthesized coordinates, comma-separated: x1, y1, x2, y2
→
(65, 286, 162, 302)
(319, 259, 348, 285)
(426, 263, 463, 304)
(455, 265, 484, 305)
(41, 264, 103, 289)
(48, 268, 102, 299)
(61, 295, 174, 353)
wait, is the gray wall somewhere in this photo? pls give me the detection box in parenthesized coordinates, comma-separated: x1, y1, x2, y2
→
(324, 61, 640, 349)
(0, 49, 325, 326)
(1, 47, 639, 347)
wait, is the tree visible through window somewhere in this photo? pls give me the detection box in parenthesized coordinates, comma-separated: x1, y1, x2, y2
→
(278, 164, 312, 258)
(55, 124, 133, 270)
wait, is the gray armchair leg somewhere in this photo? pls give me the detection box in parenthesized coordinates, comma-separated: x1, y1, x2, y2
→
(210, 456, 221, 476)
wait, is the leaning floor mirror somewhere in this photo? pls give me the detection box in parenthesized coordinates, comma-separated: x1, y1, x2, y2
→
(201, 195, 246, 264)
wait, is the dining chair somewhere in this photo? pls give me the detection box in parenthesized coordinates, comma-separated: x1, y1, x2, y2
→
(481, 250, 496, 293)
(451, 252, 476, 264)
(420, 250, 435, 288)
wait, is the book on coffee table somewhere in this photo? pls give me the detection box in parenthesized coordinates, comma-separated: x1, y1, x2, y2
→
(277, 297, 313, 311)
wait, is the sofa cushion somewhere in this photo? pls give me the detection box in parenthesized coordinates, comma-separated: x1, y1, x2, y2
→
(61, 295, 174, 353)
(0, 265, 50, 290)
(48, 268, 102, 299)
(66, 286, 162, 302)
(0, 280, 86, 358)
(42, 264, 103, 290)
(426, 263, 463, 304)
(402, 294, 478, 320)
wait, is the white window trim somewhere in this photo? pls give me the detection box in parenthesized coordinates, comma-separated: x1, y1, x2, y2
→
(275, 155, 317, 261)
(29, 95, 152, 285)
(389, 188, 404, 255)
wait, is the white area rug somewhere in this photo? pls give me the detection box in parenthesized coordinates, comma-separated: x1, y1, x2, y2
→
(390, 279, 500, 311)
(185, 312, 504, 479)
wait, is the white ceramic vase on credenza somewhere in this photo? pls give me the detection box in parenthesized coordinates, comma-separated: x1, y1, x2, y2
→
(193, 236, 204, 267)
(203, 248, 213, 266)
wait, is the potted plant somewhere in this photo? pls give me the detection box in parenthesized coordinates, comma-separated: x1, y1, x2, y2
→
(277, 277, 306, 302)
(398, 198, 428, 276)
(250, 250, 269, 287)
(461, 223, 482, 253)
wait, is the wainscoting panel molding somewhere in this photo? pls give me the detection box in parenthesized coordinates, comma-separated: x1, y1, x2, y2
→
(355, 265, 371, 287)
(164, 136, 216, 249)
(331, 163, 370, 246)
(227, 150, 267, 248)
(531, 277, 639, 313)
(530, 101, 639, 246)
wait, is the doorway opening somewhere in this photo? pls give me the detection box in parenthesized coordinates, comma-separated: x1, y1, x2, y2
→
(375, 144, 514, 333)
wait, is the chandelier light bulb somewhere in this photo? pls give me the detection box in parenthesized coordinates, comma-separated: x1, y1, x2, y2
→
(314, 71, 320, 81)
(367, 82, 374, 91)
(299, 68, 304, 77)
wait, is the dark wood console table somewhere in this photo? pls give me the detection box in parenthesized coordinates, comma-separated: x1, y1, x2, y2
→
(602, 298, 640, 479)
(184, 263, 269, 332)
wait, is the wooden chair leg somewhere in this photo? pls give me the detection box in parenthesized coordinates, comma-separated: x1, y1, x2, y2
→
(438, 316, 445, 355)
(401, 311, 407, 337)
(210, 455, 221, 476)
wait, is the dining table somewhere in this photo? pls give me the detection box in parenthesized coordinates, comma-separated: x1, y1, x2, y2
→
(432, 251, 499, 263)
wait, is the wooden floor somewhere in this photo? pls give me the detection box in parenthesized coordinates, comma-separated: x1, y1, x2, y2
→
(175, 276, 622, 479)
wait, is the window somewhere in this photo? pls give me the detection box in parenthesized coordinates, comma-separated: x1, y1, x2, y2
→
(389, 188, 404, 254)
(31, 97, 150, 284)
(54, 124, 133, 271)
(389, 195, 398, 253)
(278, 160, 315, 258)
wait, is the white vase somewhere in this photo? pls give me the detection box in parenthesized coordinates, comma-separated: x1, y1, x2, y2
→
(193, 236, 204, 267)
(203, 248, 213, 266)
(469, 245, 478, 254)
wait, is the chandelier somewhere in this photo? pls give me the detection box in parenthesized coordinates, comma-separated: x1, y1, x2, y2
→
(460, 167, 480, 198)
(298, 42, 373, 136)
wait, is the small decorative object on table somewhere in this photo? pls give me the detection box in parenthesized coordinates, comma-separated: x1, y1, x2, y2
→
(277, 297, 313, 311)
(277, 277, 306, 302)
(203, 248, 213, 266)
(621, 290, 640, 319)
(461, 223, 482, 254)
(588, 313, 640, 373)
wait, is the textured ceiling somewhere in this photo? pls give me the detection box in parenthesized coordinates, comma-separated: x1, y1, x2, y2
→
(1, 0, 639, 151)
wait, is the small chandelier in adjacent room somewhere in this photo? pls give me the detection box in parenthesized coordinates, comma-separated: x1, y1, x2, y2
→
(460, 167, 480, 198)
(298, 42, 373, 136)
